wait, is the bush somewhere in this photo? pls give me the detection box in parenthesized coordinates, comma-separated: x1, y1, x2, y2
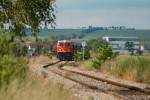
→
(87, 38, 115, 69)
(0, 32, 29, 87)
(91, 45, 113, 69)
(74, 52, 83, 61)
(87, 38, 108, 52)
(0, 33, 28, 56)
(0, 55, 28, 86)
(84, 49, 91, 59)
(74, 50, 90, 61)
(0, 33, 16, 56)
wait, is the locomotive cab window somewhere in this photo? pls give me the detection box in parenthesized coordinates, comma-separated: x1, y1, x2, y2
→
(65, 43, 70, 47)
(58, 43, 63, 46)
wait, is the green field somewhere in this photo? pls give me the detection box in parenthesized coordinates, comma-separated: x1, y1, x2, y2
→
(83, 30, 150, 44)
(38, 28, 82, 38)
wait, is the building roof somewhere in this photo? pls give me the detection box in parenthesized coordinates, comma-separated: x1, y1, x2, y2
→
(103, 36, 139, 39)
(103, 36, 140, 41)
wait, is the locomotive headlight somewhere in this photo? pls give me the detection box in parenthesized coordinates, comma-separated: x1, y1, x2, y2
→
(59, 49, 62, 51)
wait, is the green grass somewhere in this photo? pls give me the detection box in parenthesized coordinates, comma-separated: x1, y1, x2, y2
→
(0, 54, 73, 100)
(0, 55, 28, 86)
(0, 75, 73, 100)
(81, 55, 150, 84)
(102, 55, 150, 84)
(80, 59, 96, 71)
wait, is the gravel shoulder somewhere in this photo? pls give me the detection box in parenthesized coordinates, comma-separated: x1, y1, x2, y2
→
(63, 65, 150, 89)
(62, 65, 150, 100)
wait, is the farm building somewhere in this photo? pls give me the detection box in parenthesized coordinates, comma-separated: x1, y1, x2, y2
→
(103, 36, 141, 54)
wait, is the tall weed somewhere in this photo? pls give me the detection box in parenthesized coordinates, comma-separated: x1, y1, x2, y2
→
(0, 75, 72, 100)
(102, 55, 150, 83)
(0, 55, 28, 86)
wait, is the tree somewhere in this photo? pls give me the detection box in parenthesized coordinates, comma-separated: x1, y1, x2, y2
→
(91, 44, 113, 69)
(87, 38, 115, 69)
(0, 32, 29, 56)
(0, 33, 16, 55)
(87, 38, 108, 52)
(0, 0, 56, 36)
(125, 41, 134, 55)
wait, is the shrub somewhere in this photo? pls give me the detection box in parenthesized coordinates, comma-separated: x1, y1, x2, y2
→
(87, 38, 115, 69)
(0, 33, 28, 56)
(87, 38, 108, 52)
(91, 45, 113, 69)
(0, 33, 16, 56)
(91, 58, 101, 69)
(0, 55, 28, 86)
(74, 50, 90, 61)
(74, 52, 83, 61)
(84, 49, 91, 59)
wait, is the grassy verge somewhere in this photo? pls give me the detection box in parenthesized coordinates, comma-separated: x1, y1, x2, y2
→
(0, 55, 74, 100)
(103, 55, 150, 84)
(0, 74, 73, 100)
(80, 59, 96, 71)
(81, 55, 150, 84)
(0, 55, 28, 87)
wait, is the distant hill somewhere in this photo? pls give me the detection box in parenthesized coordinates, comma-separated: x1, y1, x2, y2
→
(26, 28, 150, 45)
(39, 28, 82, 37)
(82, 29, 150, 44)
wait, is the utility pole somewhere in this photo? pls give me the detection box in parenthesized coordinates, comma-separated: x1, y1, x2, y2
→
(82, 41, 86, 61)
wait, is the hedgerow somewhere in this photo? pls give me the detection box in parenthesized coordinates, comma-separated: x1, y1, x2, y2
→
(0, 33, 28, 87)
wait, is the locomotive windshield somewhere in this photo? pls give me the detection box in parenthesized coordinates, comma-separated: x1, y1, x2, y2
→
(65, 43, 70, 46)
(58, 43, 63, 46)
(58, 42, 71, 47)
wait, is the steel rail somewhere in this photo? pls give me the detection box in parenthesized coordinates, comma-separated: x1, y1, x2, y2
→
(42, 60, 61, 68)
(41, 60, 149, 100)
(47, 66, 128, 100)
(61, 67, 150, 95)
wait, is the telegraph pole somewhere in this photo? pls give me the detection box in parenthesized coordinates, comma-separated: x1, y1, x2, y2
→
(82, 41, 86, 61)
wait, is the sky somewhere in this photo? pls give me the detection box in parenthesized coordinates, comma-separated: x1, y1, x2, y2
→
(55, 0, 150, 29)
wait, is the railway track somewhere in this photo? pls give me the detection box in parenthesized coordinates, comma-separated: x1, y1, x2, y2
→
(42, 61, 150, 100)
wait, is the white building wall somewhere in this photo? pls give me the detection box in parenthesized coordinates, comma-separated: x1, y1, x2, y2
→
(103, 37, 140, 54)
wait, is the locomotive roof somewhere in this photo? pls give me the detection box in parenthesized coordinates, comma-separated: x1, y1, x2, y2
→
(58, 40, 72, 43)
(58, 39, 87, 44)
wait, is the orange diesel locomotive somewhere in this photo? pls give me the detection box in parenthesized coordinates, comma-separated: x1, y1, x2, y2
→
(57, 40, 74, 60)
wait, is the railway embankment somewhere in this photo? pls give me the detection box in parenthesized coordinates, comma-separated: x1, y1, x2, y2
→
(79, 55, 150, 84)
(30, 56, 122, 100)
(30, 55, 150, 100)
